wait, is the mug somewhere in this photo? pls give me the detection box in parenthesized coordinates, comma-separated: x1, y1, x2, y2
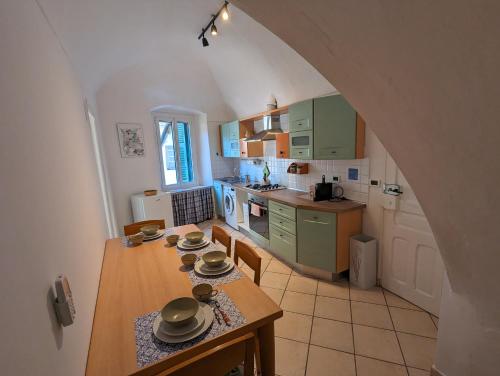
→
(192, 283, 218, 301)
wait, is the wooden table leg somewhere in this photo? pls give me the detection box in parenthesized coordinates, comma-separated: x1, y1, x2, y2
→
(257, 322, 275, 376)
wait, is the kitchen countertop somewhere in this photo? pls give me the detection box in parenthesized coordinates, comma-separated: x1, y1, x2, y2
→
(232, 183, 366, 213)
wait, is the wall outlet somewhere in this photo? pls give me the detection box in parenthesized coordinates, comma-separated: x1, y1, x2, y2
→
(332, 175, 341, 183)
(370, 179, 381, 187)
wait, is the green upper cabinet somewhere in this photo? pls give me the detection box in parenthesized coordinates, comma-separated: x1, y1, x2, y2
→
(313, 95, 357, 160)
(221, 120, 240, 158)
(289, 99, 313, 132)
(297, 209, 337, 272)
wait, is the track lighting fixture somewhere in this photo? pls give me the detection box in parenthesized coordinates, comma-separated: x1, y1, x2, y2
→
(197, 1, 229, 47)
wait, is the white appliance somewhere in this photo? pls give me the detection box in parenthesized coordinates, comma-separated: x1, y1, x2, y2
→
(131, 191, 171, 226)
(223, 185, 238, 229)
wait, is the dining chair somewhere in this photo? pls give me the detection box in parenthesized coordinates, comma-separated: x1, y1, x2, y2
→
(158, 332, 255, 376)
(234, 240, 262, 286)
(123, 219, 166, 236)
(211, 225, 232, 257)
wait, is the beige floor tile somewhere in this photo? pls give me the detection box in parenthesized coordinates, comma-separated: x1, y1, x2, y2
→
(254, 246, 273, 260)
(314, 296, 351, 322)
(260, 286, 284, 305)
(291, 268, 302, 276)
(260, 271, 289, 290)
(384, 290, 423, 311)
(310, 317, 354, 353)
(260, 257, 271, 273)
(351, 301, 393, 330)
(431, 315, 439, 328)
(350, 286, 386, 305)
(286, 275, 318, 295)
(266, 259, 293, 274)
(353, 324, 404, 365)
(407, 367, 430, 376)
(389, 307, 437, 338)
(275, 337, 308, 376)
(306, 345, 355, 376)
(317, 280, 349, 300)
(281, 291, 316, 315)
(275, 311, 313, 343)
(355, 355, 407, 376)
(397, 332, 436, 370)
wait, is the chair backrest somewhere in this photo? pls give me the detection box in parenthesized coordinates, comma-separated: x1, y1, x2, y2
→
(158, 332, 255, 376)
(211, 225, 232, 257)
(123, 219, 166, 236)
(234, 240, 262, 286)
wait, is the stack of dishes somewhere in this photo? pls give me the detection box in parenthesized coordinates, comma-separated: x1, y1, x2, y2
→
(140, 224, 164, 241)
(153, 297, 214, 343)
(177, 231, 209, 250)
(194, 251, 235, 276)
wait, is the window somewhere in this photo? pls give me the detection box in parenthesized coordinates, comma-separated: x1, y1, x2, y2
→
(154, 115, 196, 188)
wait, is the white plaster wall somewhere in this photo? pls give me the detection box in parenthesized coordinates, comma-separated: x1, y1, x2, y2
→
(232, 1, 500, 374)
(0, 1, 107, 375)
(96, 58, 234, 233)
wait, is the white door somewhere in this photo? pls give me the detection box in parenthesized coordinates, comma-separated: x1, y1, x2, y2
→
(381, 155, 445, 315)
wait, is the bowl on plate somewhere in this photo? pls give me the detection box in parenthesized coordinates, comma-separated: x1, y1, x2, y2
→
(128, 233, 145, 246)
(166, 234, 180, 245)
(181, 253, 197, 267)
(141, 224, 160, 236)
(202, 251, 227, 268)
(161, 297, 199, 327)
(185, 231, 204, 244)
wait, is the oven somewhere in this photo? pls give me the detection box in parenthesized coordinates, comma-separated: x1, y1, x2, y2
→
(248, 193, 269, 240)
(289, 130, 313, 159)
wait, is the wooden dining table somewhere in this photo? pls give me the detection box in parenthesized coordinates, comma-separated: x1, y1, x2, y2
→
(86, 224, 283, 376)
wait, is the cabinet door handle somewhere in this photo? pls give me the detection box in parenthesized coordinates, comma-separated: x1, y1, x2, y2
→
(304, 219, 328, 225)
(331, 150, 337, 154)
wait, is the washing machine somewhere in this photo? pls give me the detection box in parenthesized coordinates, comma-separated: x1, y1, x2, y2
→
(223, 185, 238, 229)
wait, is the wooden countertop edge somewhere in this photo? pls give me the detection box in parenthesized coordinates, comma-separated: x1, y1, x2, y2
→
(233, 185, 366, 213)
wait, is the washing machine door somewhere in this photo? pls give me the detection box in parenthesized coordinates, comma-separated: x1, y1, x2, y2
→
(224, 192, 234, 215)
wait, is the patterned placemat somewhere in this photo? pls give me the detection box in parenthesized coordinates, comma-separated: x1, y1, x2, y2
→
(134, 291, 246, 369)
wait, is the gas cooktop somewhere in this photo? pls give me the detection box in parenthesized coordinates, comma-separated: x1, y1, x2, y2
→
(245, 183, 287, 192)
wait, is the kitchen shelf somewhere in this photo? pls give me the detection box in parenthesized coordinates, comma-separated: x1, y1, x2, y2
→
(287, 162, 309, 174)
(239, 105, 289, 125)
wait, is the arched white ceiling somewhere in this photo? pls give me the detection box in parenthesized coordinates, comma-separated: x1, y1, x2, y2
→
(37, 0, 334, 117)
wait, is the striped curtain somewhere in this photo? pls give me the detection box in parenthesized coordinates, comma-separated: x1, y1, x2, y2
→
(171, 187, 214, 226)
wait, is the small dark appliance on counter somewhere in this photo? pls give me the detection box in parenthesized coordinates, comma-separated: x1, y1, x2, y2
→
(314, 175, 333, 201)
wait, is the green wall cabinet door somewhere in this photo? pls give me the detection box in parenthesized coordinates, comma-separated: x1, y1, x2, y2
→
(313, 95, 357, 160)
(289, 99, 313, 132)
(221, 121, 240, 157)
(297, 209, 337, 272)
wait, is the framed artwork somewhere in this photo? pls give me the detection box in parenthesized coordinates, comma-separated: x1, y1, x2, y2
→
(116, 123, 145, 158)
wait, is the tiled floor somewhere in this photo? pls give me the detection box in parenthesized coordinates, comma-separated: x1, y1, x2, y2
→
(198, 219, 438, 376)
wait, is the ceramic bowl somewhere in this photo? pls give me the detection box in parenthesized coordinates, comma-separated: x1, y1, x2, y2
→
(166, 234, 180, 245)
(192, 283, 218, 301)
(181, 253, 197, 267)
(185, 231, 204, 244)
(141, 224, 160, 236)
(128, 233, 145, 245)
(161, 297, 199, 327)
(202, 251, 227, 268)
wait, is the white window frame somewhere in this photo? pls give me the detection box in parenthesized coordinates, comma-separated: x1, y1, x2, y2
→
(153, 112, 199, 191)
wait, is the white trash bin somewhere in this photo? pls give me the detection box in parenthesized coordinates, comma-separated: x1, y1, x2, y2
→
(350, 234, 377, 289)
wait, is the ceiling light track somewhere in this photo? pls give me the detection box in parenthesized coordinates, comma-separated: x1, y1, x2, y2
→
(198, 1, 229, 47)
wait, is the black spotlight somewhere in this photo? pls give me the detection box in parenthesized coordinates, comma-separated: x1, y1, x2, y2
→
(202, 35, 209, 47)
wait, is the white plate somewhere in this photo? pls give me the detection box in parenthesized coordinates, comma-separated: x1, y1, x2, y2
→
(177, 238, 209, 250)
(142, 230, 165, 241)
(194, 258, 235, 276)
(153, 302, 214, 344)
(159, 306, 205, 337)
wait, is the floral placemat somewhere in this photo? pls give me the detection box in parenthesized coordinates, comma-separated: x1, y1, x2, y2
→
(134, 291, 246, 369)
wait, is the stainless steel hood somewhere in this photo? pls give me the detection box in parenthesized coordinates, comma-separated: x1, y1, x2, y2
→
(246, 115, 282, 142)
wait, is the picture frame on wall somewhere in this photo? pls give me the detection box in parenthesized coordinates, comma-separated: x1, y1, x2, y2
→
(116, 123, 145, 158)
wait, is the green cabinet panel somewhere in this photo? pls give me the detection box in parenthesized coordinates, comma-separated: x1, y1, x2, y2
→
(269, 200, 296, 220)
(297, 209, 337, 272)
(213, 181, 224, 216)
(289, 130, 313, 160)
(313, 95, 357, 160)
(221, 121, 240, 158)
(270, 224, 297, 264)
(270, 212, 296, 235)
(289, 99, 313, 132)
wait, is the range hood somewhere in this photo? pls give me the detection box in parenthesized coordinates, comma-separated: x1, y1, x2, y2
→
(245, 115, 282, 142)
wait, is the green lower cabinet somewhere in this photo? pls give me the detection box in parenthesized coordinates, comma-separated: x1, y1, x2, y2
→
(270, 224, 297, 264)
(297, 209, 337, 272)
